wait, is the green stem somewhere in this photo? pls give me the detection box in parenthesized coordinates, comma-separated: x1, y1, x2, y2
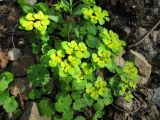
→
(67, 0, 73, 41)
(53, 24, 66, 34)
(35, 30, 41, 45)
(73, 0, 81, 8)
(67, 17, 71, 41)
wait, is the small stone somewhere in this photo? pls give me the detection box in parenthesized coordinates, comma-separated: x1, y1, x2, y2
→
(19, 102, 51, 120)
(113, 111, 133, 120)
(8, 48, 22, 61)
(123, 26, 131, 36)
(152, 87, 160, 107)
(0, 33, 3, 38)
(151, 31, 159, 42)
(153, 7, 158, 15)
(114, 96, 141, 113)
(135, 27, 157, 61)
(11, 48, 34, 77)
(129, 50, 151, 85)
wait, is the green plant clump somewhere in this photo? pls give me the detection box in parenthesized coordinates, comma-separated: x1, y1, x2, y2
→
(0, 72, 18, 113)
(18, 0, 139, 119)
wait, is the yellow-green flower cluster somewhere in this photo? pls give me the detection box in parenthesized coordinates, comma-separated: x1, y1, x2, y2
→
(121, 62, 139, 89)
(81, 6, 110, 25)
(123, 62, 138, 75)
(76, 62, 94, 81)
(49, 41, 90, 78)
(125, 91, 133, 102)
(19, 11, 50, 34)
(86, 77, 107, 100)
(92, 46, 111, 68)
(61, 41, 90, 59)
(99, 28, 126, 54)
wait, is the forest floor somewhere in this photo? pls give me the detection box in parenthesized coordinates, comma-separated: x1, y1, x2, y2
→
(0, 0, 160, 120)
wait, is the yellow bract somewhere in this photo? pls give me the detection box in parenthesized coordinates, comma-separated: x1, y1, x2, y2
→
(82, 6, 110, 25)
(34, 21, 41, 28)
(66, 48, 73, 54)
(34, 11, 45, 19)
(26, 13, 35, 21)
(49, 41, 91, 78)
(19, 11, 50, 34)
(86, 77, 107, 100)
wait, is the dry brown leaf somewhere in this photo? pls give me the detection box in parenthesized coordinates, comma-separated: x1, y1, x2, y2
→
(0, 49, 8, 68)
(114, 50, 125, 67)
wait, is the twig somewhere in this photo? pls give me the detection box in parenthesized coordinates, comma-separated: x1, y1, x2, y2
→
(128, 20, 160, 48)
(112, 103, 134, 114)
(11, 23, 18, 48)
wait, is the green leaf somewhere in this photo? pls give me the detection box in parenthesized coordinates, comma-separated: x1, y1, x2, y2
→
(32, 43, 41, 54)
(73, 98, 85, 111)
(48, 15, 59, 22)
(21, 4, 34, 14)
(27, 65, 50, 86)
(3, 96, 18, 113)
(0, 91, 8, 105)
(71, 92, 81, 101)
(0, 72, 13, 92)
(82, 0, 95, 4)
(39, 34, 50, 42)
(74, 27, 80, 38)
(35, 2, 48, 13)
(103, 96, 113, 106)
(75, 116, 85, 120)
(55, 94, 72, 113)
(54, 0, 70, 12)
(40, 54, 50, 67)
(18, 0, 34, 14)
(86, 23, 97, 35)
(29, 89, 42, 100)
(62, 110, 73, 120)
(92, 110, 103, 120)
(41, 43, 52, 54)
(73, 97, 93, 111)
(83, 50, 90, 58)
(61, 41, 69, 50)
(93, 99, 105, 111)
(86, 35, 98, 48)
(39, 99, 55, 117)
(125, 91, 133, 102)
(100, 87, 111, 98)
(72, 80, 86, 91)
(79, 26, 87, 36)
(40, 49, 56, 67)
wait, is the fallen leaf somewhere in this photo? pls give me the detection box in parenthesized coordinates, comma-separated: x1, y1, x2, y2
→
(0, 49, 8, 68)
(114, 50, 125, 67)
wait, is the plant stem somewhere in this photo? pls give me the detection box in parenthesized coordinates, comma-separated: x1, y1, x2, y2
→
(67, 0, 73, 41)
(67, 17, 71, 41)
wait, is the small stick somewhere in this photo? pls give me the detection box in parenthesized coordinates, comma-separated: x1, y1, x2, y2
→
(11, 23, 18, 48)
(128, 20, 160, 48)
